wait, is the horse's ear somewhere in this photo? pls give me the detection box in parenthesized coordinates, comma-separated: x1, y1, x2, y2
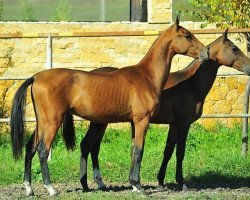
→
(223, 28, 229, 41)
(173, 16, 180, 31)
(175, 15, 180, 26)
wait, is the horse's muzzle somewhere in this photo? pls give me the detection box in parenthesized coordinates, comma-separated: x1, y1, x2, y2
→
(243, 65, 250, 76)
(199, 48, 209, 62)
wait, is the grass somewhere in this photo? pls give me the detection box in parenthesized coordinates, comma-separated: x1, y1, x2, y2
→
(0, 123, 249, 187)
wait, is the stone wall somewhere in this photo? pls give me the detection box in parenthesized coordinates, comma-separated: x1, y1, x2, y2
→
(148, 0, 172, 23)
(0, 20, 248, 128)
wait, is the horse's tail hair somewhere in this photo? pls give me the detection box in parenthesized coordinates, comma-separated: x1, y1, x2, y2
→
(62, 110, 76, 151)
(11, 77, 34, 160)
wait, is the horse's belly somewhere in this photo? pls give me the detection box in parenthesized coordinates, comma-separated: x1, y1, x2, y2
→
(150, 114, 173, 124)
(76, 112, 130, 123)
(87, 114, 130, 123)
(72, 104, 131, 123)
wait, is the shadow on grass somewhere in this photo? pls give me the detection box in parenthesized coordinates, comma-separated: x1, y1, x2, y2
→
(80, 172, 250, 194)
(184, 171, 250, 190)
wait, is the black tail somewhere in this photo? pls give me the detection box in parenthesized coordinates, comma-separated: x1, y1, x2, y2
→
(62, 110, 76, 151)
(10, 77, 34, 160)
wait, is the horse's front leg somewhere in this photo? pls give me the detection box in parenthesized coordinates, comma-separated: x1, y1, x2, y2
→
(156, 125, 178, 190)
(176, 124, 190, 191)
(129, 116, 149, 193)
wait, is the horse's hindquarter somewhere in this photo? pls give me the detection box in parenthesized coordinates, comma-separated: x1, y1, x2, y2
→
(32, 69, 75, 124)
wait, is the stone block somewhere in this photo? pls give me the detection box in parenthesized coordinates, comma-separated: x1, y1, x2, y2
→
(226, 89, 238, 102)
(214, 100, 232, 114)
(226, 77, 239, 90)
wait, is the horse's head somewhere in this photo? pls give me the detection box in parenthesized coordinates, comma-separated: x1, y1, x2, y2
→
(209, 28, 250, 75)
(168, 17, 208, 62)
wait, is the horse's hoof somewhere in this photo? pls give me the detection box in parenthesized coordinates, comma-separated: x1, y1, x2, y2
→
(132, 186, 144, 192)
(130, 180, 146, 194)
(132, 188, 146, 195)
(24, 181, 34, 196)
(49, 192, 58, 197)
(82, 187, 91, 192)
(154, 185, 164, 192)
(132, 185, 146, 194)
(26, 191, 34, 196)
(98, 185, 107, 191)
(182, 184, 188, 192)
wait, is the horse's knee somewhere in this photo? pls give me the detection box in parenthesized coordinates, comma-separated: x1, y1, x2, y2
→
(37, 140, 48, 159)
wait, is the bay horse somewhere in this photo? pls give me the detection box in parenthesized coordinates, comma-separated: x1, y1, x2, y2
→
(73, 29, 250, 191)
(10, 17, 208, 196)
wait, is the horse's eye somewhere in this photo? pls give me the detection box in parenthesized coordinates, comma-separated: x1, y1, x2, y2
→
(185, 34, 192, 40)
(232, 46, 238, 52)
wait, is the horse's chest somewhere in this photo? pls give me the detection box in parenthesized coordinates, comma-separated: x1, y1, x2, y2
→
(182, 100, 204, 122)
(173, 94, 203, 122)
(131, 91, 159, 120)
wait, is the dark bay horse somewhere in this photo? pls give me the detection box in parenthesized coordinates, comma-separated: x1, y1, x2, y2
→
(74, 29, 250, 191)
(10, 18, 208, 196)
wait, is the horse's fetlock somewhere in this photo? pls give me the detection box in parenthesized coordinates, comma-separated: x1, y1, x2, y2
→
(24, 181, 34, 196)
(130, 180, 144, 193)
(44, 184, 58, 196)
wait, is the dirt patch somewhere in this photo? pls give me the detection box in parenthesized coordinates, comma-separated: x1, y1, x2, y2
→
(0, 182, 249, 199)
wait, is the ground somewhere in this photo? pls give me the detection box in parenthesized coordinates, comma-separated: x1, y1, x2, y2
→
(0, 182, 249, 199)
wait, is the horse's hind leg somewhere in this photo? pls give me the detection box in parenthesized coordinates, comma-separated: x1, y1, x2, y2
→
(80, 122, 107, 191)
(23, 130, 38, 196)
(175, 124, 190, 191)
(37, 124, 59, 196)
(90, 123, 107, 190)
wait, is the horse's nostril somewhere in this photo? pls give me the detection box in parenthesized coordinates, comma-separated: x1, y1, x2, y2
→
(207, 48, 210, 58)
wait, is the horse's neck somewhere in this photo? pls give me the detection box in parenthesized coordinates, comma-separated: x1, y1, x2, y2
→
(164, 59, 201, 89)
(138, 31, 174, 95)
(189, 59, 220, 99)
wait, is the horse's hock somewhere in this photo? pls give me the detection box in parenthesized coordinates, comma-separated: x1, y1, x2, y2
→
(0, 0, 249, 128)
